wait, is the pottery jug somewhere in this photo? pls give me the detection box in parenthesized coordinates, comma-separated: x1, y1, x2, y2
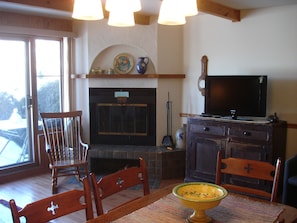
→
(175, 124, 186, 149)
(136, 57, 149, 74)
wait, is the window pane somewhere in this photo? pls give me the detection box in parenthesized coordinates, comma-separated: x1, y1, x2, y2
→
(0, 39, 31, 167)
(36, 39, 62, 114)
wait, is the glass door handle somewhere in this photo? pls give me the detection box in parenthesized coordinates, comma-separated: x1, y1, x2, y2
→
(27, 96, 33, 108)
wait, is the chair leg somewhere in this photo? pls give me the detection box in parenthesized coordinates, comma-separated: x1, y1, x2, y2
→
(84, 164, 89, 178)
(76, 166, 82, 182)
(52, 169, 58, 194)
(77, 165, 89, 183)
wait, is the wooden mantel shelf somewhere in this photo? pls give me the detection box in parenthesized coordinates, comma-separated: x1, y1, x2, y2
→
(71, 74, 185, 79)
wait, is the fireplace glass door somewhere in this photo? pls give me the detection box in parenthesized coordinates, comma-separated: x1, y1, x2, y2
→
(89, 88, 156, 146)
(97, 103, 148, 136)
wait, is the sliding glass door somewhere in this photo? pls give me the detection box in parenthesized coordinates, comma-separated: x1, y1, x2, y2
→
(0, 37, 66, 170)
(0, 39, 32, 167)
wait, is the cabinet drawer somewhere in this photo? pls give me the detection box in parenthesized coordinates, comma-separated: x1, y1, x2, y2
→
(228, 127, 269, 142)
(189, 124, 225, 136)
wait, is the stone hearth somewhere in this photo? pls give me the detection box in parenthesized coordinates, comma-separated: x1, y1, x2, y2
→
(89, 145, 186, 181)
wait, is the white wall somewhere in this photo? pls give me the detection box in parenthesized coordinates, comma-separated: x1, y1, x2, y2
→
(183, 4, 297, 158)
(157, 24, 183, 73)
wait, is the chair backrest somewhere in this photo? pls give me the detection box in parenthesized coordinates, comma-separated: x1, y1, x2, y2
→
(215, 150, 281, 202)
(90, 157, 150, 216)
(40, 111, 88, 163)
(9, 177, 94, 223)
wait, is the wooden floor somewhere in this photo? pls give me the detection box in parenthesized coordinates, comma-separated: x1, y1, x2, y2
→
(0, 173, 184, 222)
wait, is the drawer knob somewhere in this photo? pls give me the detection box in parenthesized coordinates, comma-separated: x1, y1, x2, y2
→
(243, 131, 251, 136)
(203, 127, 209, 131)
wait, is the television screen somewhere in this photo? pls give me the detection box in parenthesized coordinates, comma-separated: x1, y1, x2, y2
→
(204, 75, 267, 117)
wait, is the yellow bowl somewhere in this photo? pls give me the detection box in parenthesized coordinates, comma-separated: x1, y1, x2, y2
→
(172, 182, 228, 223)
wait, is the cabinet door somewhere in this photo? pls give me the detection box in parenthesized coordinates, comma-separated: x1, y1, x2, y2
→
(186, 135, 224, 183)
(226, 142, 268, 161)
(226, 142, 270, 190)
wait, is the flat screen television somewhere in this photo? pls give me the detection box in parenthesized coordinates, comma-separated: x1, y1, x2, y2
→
(204, 75, 267, 117)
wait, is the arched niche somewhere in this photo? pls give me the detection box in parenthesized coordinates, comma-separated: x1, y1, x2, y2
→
(90, 44, 156, 74)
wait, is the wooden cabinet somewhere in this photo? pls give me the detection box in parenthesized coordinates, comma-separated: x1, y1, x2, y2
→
(185, 117, 287, 190)
(186, 119, 226, 182)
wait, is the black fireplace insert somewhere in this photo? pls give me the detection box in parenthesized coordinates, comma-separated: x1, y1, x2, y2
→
(89, 88, 156, 146)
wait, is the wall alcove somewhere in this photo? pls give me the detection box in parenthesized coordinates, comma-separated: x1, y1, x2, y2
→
(90, 44, 156, 74)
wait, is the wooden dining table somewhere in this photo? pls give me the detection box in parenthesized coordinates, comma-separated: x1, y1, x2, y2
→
(86, 183, 297, 223)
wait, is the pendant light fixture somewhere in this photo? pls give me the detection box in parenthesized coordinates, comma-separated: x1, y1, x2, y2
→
(71, 0, 198, 26)
(183, 0, 198, 17)
(158, 0, 186, 25)
(158, 0, 198, 25)
(105, 0, 141, 27)
(72, 0, 104, 20)
(108, 9, 135, 27)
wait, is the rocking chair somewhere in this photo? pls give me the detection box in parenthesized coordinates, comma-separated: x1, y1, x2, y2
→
(40, 111, 89, 194)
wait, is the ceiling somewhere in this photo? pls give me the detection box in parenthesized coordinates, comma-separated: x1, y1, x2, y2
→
(0, 0, 297, 19)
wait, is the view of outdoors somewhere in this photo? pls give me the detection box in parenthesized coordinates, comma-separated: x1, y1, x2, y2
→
(0, 38, 62, 169)
(36, 39, 61, 115)
(0, 40, 28, 167)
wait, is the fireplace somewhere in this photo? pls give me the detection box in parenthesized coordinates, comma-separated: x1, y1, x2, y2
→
(86, 80, 185, 181)
(89, 88, 156, 146)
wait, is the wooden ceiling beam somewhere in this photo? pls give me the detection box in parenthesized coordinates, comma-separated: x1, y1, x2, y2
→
(0, 11, 73, 31)
(197, 0, 241, 22)
(1, 0, 74, 12)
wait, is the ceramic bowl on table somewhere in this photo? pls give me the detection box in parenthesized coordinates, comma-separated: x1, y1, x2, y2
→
(172, 182, 228, 223)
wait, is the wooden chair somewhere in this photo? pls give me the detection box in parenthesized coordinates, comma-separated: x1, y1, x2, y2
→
(40, 111, 89, 194)
(215, 150, 281, 202)
(9, 177, 94, 222)
(90, 157, 150, 216)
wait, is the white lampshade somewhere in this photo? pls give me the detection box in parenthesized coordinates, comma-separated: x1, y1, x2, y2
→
(108, 9, 135, 27)
(158, 0, 186, 25)
(72, 0, 104, 20)
(105, 0, 141, 12)
(183, 0, 198, 16)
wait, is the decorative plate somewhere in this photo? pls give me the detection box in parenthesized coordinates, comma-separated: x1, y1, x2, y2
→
(113, 53, 134, 74)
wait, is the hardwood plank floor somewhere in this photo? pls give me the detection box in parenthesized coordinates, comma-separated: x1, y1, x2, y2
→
(0, 173, 184, 222)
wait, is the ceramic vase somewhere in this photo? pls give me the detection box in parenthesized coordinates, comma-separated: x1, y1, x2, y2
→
(175, 124, 186, 149)
(136, 57, 149, 74)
